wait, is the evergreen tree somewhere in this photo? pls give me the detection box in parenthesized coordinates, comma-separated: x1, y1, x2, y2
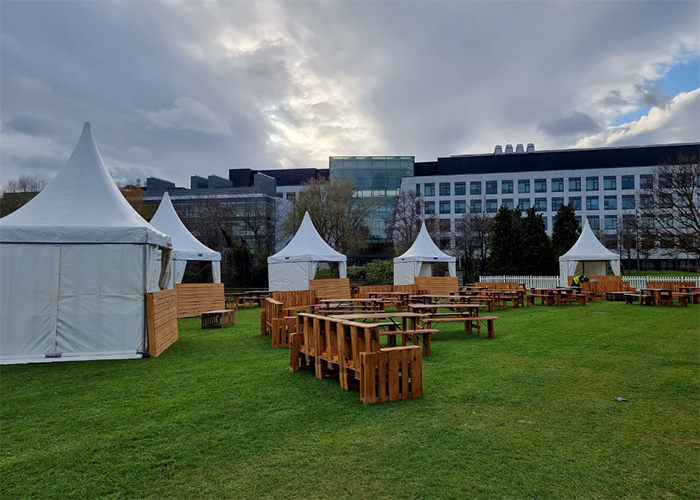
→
(521, 207, 557, 275)
(552, 203, 580, 257)
(488, 206, 522, 275)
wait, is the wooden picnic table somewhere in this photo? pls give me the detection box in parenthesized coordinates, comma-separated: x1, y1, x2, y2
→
(640, 288, 674, 306)
(315, 298, 387, 313)
(408, 302, 497, 338)
(330, 311, 436, 355)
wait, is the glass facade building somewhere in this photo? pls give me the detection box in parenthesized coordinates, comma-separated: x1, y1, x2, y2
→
(329, 156, 414, 245)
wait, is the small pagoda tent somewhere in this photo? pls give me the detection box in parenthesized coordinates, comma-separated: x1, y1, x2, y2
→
(559, 219, 620, 285)
(0, 123, 172, 364)
(149, 192, 221, 284)
(394, 221, 456, 285)
(267, 212, 346, 291)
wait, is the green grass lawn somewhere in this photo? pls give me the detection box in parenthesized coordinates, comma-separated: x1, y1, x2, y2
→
(2, 301, 698, 499)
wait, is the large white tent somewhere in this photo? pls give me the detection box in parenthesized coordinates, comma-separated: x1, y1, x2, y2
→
(394, 222, 456, 285)
(149, 192, 221, 284)
(559, 219, 620, 285)
(267, 212, 346, 291)
(0, 122, 172, 365)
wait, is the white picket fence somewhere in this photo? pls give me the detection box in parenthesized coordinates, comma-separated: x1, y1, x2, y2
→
(478, 275, 560, 288)
(479, 275, 700, 288)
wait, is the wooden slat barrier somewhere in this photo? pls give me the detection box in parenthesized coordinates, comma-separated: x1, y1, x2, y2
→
(146, 289, 178, 357)
(269, 290, 317, 308)
(569, 276, 631, 299)
(357, 285, 392, 298)
(309, 278, 352, 300)
(289, 313, 423, 404)
(175, 283, 225, 318)
(414, 276, 459, 295)
(647, 281, 697, 292)
(261, 298, 298, 347)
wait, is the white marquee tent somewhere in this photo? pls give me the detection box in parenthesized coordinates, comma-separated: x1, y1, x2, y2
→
(559, 219, 621, 285)
(0, 122, 172, 365)
(394, 222, 456, 285)
(150, 192, 221, 284)
(267, 212, 346, 291)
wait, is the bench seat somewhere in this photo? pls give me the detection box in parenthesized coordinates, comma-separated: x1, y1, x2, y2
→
(420, 316, 498, 338)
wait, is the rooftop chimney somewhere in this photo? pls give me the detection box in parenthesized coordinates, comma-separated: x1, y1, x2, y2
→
(516, 143, 524, 153)
(505, 144, 514, 154)
(494, 145, 503, 154)
(526, 143, 535, 152)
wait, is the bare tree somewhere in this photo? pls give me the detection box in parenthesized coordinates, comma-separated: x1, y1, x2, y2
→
(0, 173, 48, 216)
(119, 184, 156, 220)
(455, 210, 493, 280)
(638, 153, 700, 257)
(389, 189, 423, 254)
(230, 195, 277, 258)
(282, 177, 372, 256)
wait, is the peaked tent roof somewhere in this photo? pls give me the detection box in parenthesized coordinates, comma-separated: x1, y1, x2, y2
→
(150, 192, 220, 261)
(268, 212, 345, 263)
(0, 122, 170, 247)
(559, 219, 619, 261)
(394, 222, 455, 262)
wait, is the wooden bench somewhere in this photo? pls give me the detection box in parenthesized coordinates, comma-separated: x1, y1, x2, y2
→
(527, 294, 554, 306)
(290, 313, 423, 404)
(624, 293, 639, 305)
(420, 316, 498, 338)
(381, 329, 439, 356)
(573, 293, 587, 305)
(201, 309, 236, 329)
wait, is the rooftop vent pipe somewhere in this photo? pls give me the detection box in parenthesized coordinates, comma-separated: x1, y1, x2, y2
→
(527, 143, 535, 152)
(516, 143, 524, 153)
(505, 144, 514, 154)
(494, 145, 503, 154)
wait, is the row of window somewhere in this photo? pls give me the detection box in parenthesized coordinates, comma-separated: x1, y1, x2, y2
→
(417, 174, 661, 197)
(422, 193, 665, 215)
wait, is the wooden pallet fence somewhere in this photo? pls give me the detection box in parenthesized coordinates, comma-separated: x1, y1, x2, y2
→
(413, 276, 459, 295)
(269, 289, 317, 308)
(175, 283, 225, 318)
(309, 278, 352, 300)
(361, 347, 423, 404)
(146, 289, 178, 357)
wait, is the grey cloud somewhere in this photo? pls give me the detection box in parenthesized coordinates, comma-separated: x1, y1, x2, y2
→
(538, 112, 602, 138)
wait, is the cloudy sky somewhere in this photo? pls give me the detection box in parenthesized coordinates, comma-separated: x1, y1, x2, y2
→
(1, 0, 698, 188)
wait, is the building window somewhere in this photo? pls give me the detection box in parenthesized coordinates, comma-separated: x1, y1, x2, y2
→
(552, 197, 564, 211)
(621, 175, 634, 190)
(534, 179, 547, 193)
(286, 192, 296, 201)
(659, 174, 673, 189)
(569, 197, 581, 211)
(640, 194, 653, 209)
(470, 182, 482, 195)
(439, 182, 450, 196)
(424, 201, 435, 214)
(575, 216, 582, 229)
(485, 181, 497, 195)
(542, 216, 548, 231)
(454, 200, 466, 214)
(502, 199, 514, 210)
(604, 196, 617, 210)
(551, 178, 564, 192)
(604, 215, 618, 230)
(534, 198, 547, 211)
(621, 195, 635, 210)
(470, 200, 482, 213)
(587, 215, 600, 229)
(568, 177, 581, 192)
(586, 176, 599, 191)
(415, 184, 421, 196)
(586, 196, 599, 210)
(658, 193, 673, 209)
(640, 175, 653, 190)
(502, 180, 513, 194)
(454, 182, 466, 196)
(518, 198, 531, 211)
(424, 183, 435, 196)
(603, 176, 616, 190)
(486, 199, 498, 213)
(518, 180, 530, 193)
(439, 200, 451, 214)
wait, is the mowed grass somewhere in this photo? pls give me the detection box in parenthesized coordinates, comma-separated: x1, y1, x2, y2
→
(1, 301, 698, 499)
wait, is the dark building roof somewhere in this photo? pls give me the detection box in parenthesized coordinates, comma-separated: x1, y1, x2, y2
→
(257, 168, 329, 186)
(414, 143, 699, 177)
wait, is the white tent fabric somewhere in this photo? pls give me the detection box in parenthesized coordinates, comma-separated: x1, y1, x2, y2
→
(559, 219, 621, 285)
(149, 192, 222, 284)
(393, 222, 456, 285)
(267, 212, 347, 291)
(0, 122, 172, 365)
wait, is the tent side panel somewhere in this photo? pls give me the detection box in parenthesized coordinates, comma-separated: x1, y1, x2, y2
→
(268, 262, 312, 291)
(55, 244, 146, 357)
(393, 261, 415, 285)
(0, 244, 60, 364)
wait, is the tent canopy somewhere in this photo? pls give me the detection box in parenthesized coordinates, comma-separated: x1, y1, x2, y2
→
(0, 123, 170, 248)
(394, 222, 456, 285)
(559, 219, 620, 284)
(0, 122, 171, 365)
(267, 212, 346, 291)
(149, 192, 221, 283)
